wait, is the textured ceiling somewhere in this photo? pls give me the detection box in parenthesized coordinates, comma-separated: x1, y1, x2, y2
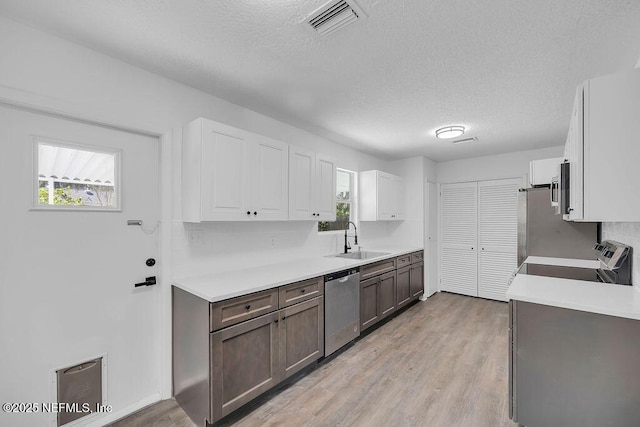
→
(1, 0, 640, 161)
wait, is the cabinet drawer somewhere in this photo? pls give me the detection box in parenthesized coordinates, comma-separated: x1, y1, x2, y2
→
(279, 277, 324, 308)
(411, 251, 424, 264)
(360, 258, 396, 280)
(210, 289, 279, 332)
(396, 254, 411, 268)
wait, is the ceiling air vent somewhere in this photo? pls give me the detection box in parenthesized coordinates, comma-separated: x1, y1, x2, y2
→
(306, 0, 366, 37)
(452, 137, 479, 145)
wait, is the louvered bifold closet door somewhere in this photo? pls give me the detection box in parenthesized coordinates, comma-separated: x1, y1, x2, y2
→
(477, 178, 521, 301)
(440, 182, 478, 297)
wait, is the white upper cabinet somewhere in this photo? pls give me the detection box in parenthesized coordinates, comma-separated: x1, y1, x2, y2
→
(529, 158, 562, 186)
(392, 175, 406, 220)
(315, 155, 337, 220)
(182, 118, 288, 222)
(359, 170, 405, 221)
(288, 146, 336, 221)
(564, 69, 640, 221)
(251, 134, 290, 220)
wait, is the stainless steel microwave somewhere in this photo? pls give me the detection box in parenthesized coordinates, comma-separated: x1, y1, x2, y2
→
(551, 160, 571, 216)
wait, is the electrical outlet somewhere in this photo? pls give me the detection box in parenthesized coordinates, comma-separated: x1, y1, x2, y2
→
(188, 230, 204, 246)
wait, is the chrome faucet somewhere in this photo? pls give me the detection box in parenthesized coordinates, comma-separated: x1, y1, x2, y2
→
(344, 221, 358, 254)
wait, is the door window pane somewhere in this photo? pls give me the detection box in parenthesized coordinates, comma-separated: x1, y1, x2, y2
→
(35, 140, 120, 209)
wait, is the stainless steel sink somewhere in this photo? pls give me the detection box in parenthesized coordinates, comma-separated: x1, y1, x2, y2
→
(333, 251, 390, 260)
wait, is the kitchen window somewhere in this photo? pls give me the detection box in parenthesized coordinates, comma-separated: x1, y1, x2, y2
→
(318, 168, 355, 232)
(34, 139, 121, 210)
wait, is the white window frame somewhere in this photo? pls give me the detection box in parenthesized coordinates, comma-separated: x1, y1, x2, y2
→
(318, 168, 357, 234)
(31, 137, 122, 212)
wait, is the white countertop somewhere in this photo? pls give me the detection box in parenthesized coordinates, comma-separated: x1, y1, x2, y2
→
(507, 256, 640, 321)
(173, 246, 422, 302)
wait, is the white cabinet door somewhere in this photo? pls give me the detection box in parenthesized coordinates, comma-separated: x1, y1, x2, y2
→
(288, 147, 315, 220)
(359, 170, 405, 221)
(315, 155, 336, 221)
(200, 120, 252, 221)
(440, 182, 478, 297)
(477, 178, 520, 301)
(288, 147, 335, 221)
(393, 175, 406, 220)
(377, 172, 394, 220)
(251, 135, 289, 220)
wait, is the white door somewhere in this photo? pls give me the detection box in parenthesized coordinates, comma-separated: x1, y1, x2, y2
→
(288, 146, 315, 220)
(440, 182, 478, 297)
(0, 105, 160, 426)
(252, 135, 288, 220)
(477, 178, 521, 301)
(201, 120, 251, 221)
(315, 155, 336, 221)
(425, 181, 438, 297)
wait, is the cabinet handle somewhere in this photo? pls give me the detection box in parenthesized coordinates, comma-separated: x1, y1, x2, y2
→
(301, 289, 306, 293)
(274, 319, 278, 324)
(282, 316, 286, 321)
(246, 211, 251, 215)
(471, 247, 474, 250)
(253, 211, 257, 216)
(245, 305, 251, 310)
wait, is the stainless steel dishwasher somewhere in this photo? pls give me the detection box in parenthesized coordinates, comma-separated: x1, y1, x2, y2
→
(324, 268, 360, 356)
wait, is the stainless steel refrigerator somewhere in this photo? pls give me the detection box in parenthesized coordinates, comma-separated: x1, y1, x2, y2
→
(517, 186, 598, 265)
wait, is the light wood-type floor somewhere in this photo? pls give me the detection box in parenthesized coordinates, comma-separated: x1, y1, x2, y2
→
(110, 292, 517, 427)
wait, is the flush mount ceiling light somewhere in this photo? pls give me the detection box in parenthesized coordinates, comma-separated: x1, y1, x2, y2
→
(435, 126, 465, 139)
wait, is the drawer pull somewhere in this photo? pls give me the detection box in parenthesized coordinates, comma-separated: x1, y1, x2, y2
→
(301, 289, 306, 293)
(245, 305, 251, 310)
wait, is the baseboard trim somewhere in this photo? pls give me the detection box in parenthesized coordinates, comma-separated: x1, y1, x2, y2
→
(85, 393, 161, 427)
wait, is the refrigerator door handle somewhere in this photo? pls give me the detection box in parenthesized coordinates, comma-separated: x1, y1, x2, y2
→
(550, 177, 559, 208)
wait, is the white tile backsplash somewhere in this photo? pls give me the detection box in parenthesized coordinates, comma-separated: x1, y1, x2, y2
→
(602, 222, 640, 289)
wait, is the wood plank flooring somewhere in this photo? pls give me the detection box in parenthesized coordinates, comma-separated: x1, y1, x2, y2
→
(110, 292, 516, 427)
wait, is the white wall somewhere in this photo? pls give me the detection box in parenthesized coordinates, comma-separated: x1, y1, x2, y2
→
(380, 156, 438, 249)
(0, 15, 398, 426)
(601, 59, 640, 289)
(437, 146, 564, 183)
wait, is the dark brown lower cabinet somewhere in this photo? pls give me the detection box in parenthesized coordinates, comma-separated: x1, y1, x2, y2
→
(360, 276, 379, 330)
(279, 296, 324, 379)
(209, 296, 324, 423)
(379, 271, 396, 319)
(396, 265, 411, 309)
(361, 271, 396, 331)
(210, 312, 280, 421)
(410, 261, 424, 298)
